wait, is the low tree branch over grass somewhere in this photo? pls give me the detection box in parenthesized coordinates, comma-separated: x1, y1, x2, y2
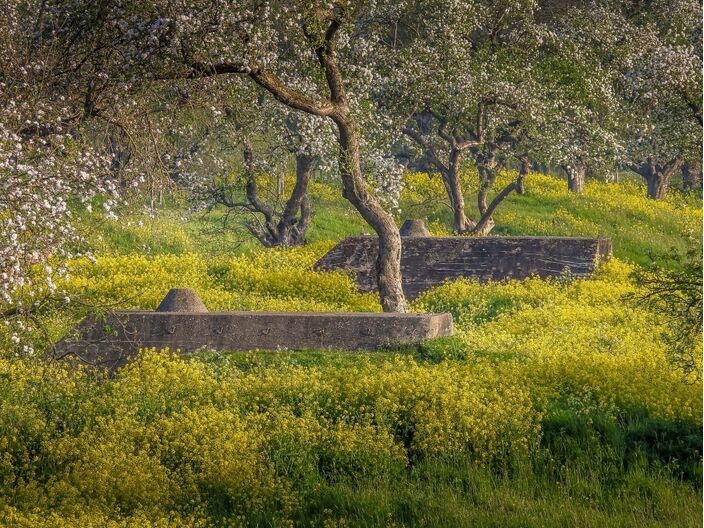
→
(631, 237, 703, 381)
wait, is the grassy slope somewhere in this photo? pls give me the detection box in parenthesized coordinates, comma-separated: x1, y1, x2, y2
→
(86, 180, 371, 257)
(87, 172, 701, 267)
(33, 172, 700, 527)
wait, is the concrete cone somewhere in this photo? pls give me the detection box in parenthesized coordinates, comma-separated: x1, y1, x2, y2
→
(155, 288, 208, 312)
(399, 219, 431, 237)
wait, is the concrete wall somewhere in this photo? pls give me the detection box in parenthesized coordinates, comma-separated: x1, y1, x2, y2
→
(315, 236, 612, 299)
(54, 311, 453, 372)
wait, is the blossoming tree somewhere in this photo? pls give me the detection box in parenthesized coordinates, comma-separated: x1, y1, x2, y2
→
(161, 80, 336, 248)
(53, 0, 437, 312)
(382, 1, 572, 233)
(570, 0, 702, 199)
(0, 1, 122, 315)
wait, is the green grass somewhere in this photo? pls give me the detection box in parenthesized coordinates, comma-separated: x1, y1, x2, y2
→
(37, 172, 701, 527)
(401, 173, 701, 267)
(81, 172, 701, 268)
(190, 348, 401, 373)
(293, 458, 700, 528)
(82, 181, 370, 257)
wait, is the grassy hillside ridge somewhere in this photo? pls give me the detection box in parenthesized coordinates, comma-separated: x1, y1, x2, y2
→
(87, 171, 701, 266)
(0, 171, 700, 527)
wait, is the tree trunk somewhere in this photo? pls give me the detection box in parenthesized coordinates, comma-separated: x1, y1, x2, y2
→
(441, 154, 475, 234)
(276, 171, 285, 198)
(643, 165, 669, 200)
(472, 159, 529, 236)
(646, 173, 668, 200)
(275, 153, 313, 247)
(243, 22, 407, 312)
(634, 159, 681, 200)
(474, 150, 500, 235)
(334, 112, 407, 313)
(565, 160, 586, 193)
(401, 127, 475, 234)
(239, 142, 314, 248)
(682, 161, 702, 193)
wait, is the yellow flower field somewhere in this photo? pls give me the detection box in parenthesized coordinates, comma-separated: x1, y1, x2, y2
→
(0, 173, 700, 526)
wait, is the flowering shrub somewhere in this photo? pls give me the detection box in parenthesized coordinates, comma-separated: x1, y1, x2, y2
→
(0, 333, 699, 525)
(0, 243, 380, 353)
(65, 242, 378, 314)
(0, 350, 538, 525)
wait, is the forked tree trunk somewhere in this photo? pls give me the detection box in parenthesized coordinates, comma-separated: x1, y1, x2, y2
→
(635, 159, 681, 200)
(402, 127, 476, 234)
(441, 161, 475, 234)
(565, 160, 586, 193)
(275, 153, 313, 247)
(334, 113, 407, 313)
(472, 159, 529, 236)
(474, 150, 500, 236)
(239, 141, 314, 248)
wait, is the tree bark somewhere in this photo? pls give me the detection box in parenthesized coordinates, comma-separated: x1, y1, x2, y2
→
(233, 142, 313, 248)
(275, 153, 313, 247)
(472, 159, 528, 236)
(565, 160, 586, 193)
(682, 160, 702, 193)
(276, 171, 285, 198)
(442, 149, 475, 233)
(634, 159, 681, 200)
(647, 173, 669, 200)
(316, 17, 407, 312)
(445, 172, 473, 233)
(474, 148, 501, 235)
(334, 112, 407, 312)
(402, 126, 475, 234)
(194, 17, 408, 311)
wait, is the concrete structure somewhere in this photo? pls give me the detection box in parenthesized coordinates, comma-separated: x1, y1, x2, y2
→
(54, 289, 453, 372)
(400, 219, 431, 237)
(315, 235, 612, 300)
(156, 288, 208, 312)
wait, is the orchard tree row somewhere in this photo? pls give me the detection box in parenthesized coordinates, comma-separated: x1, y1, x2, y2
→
(1, 0, 701, 313)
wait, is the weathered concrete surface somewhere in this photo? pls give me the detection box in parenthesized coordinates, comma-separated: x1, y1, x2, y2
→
(54, 311, 453, 372)
(156, 288, 208, 312)
(315, 236, 612, 299)
(400, 219, 431, 237)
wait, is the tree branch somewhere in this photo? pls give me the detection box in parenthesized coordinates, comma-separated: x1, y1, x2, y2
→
(472, 163, 527, 235)
(187, 61, 336, 117)
(403, 126, 450, 175)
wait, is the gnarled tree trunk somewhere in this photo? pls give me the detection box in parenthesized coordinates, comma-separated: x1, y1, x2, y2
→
(474, 148, 501, 236)
(335, 112, 407, 312)
(237, 142, 313, 248)
(634, 159, 681, 200)
(565, 160, 586, 193)
(275, 153, 313, 247)
(645, 172, 668, 200)
(402, 126, 476, 235)
(444, 148, 475, 233)
(472, 159, 529, 236)
(239, 16, 407, 312)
